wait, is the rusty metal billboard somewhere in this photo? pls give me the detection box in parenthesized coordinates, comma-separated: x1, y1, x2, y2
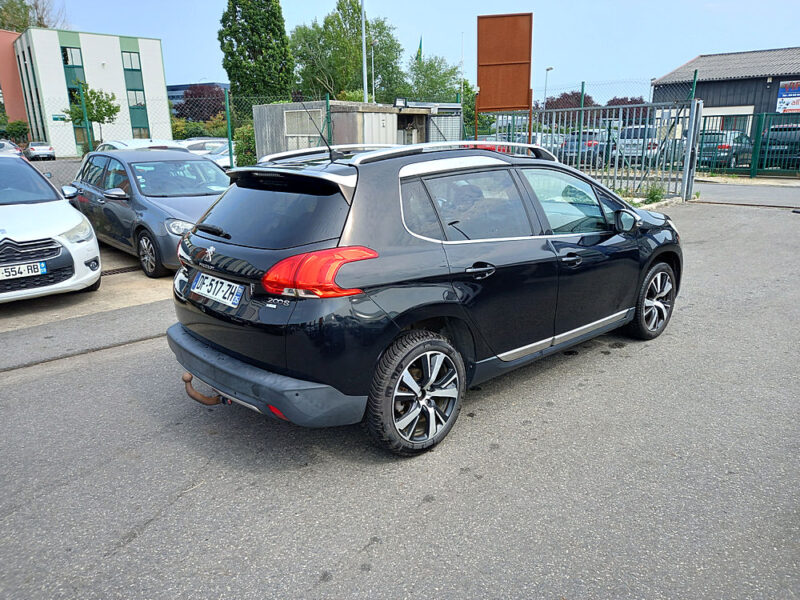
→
(476, 13, 532, 112)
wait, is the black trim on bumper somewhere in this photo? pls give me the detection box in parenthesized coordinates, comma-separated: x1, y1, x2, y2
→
(166, 323, 367, 427)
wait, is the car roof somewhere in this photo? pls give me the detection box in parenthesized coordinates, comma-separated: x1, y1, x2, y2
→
(88, 149, 214, 162)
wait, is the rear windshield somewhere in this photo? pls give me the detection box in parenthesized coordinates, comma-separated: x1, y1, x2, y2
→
(566, 132, 598, 141)
(197, 174, 350, 249)
(131, 160, 230, 197)
(620, 127, 656, 139)
(766, 125, 800, 141)
(0, 158, 60, 205)
(700, 133, 726, 143)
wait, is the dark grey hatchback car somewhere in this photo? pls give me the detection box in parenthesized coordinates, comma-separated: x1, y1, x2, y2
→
(167, 142, 683, 455)
(70, 149, 229, 276)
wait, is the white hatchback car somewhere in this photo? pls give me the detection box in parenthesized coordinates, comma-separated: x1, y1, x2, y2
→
(0, 156, 101, 303)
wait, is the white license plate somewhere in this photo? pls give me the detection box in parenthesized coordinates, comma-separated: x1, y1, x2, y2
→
(191, 272, 244, 308)
(0, 261, 47, 280)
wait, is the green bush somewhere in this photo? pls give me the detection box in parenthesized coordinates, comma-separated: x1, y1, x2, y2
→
(6, 120, 28, 143)
(644, 184, 665, 204)
(234, 124, 256, 166)
(184, 121, 207, 138)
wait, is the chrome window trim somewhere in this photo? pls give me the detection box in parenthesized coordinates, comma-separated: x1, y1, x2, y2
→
(497, 308, 633, 362)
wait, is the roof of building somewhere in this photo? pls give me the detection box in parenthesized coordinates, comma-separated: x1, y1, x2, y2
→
(654, 47, 800, 84)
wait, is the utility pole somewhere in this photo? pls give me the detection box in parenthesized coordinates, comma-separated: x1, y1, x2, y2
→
(371, 39, 377, 103)
(361, 0, 368, 103)
(542, 66, 553, 112)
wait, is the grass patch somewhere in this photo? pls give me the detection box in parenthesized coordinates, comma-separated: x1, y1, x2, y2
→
(643, 184, 666, 204)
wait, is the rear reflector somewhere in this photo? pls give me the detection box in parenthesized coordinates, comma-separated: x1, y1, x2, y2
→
(261, 246, 378, 298)
(268, 405, 288, 420)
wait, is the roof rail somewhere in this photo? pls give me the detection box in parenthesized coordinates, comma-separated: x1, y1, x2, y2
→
(350, 141, 558, 165)
(259, 144, 396, 164)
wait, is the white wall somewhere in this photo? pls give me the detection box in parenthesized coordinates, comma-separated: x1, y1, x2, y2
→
(703, 105, 755, 117)
(79, 33, 132, 144)
(138, 38, 171, 140)
(28, 29, 76, 157)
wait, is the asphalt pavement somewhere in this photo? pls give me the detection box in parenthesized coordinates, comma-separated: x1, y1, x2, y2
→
(1, 197, 798, 599)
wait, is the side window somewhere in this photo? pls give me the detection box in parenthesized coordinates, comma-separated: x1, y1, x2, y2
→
(401, 180, 443, 240)
(521, 169, 610, 234)
(424, 170, 532, 241)
(82, 156, 108, 188)
(103, 159, 131, 194)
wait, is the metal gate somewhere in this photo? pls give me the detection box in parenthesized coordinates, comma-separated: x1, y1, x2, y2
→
(489, 99, 704, 199)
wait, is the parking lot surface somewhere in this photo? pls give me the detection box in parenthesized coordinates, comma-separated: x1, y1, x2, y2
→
(1, 198, 798, 598)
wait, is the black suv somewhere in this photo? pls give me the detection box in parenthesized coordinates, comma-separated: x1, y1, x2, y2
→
(167, 143, 682, 455)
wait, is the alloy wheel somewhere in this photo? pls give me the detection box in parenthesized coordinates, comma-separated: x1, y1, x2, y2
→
(393, 351, 459, 442)
(138, 235, 157, 274)
(644, 271, 673, 331)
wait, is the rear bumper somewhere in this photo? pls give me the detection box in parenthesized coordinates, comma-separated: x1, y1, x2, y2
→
(166, 323, 367, 427)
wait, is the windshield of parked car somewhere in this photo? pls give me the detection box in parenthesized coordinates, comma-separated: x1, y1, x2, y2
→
(620, 127, 656, 139)
(766, 125, 800, 141)
(30, 142, 49, 147)
(130, 160, 230, 197)
(0, 158, 60, 204)
(208, 143, 234, 157)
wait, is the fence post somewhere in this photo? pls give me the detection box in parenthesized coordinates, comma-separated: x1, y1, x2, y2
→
(78, 82, 93, 152)
(681, 99, 702, 200)
(224, 89, 233, 167)
(750, 113, 765, 178)
(688, 69, 698, 101)
(576, 81, 585, 166)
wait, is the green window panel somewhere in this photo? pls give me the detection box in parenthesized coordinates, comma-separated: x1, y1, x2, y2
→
(124, 69, 143, 90)
(129, 106, 149, 129)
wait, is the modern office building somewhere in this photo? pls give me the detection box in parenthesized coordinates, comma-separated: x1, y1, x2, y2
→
(6, 27, 171, 156)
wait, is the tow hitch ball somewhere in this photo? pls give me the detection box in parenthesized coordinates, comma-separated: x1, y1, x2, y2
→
(182, 372, 223, 406)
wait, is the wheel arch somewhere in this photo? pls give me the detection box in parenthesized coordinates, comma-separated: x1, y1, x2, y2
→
(645, 246, 682, 294)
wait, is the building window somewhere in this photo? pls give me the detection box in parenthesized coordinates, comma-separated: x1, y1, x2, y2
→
(61, 47, 82, 66)
(121, 51, 141, 70)
(132, 127, 150, 139)
(127, 90, 146, 107)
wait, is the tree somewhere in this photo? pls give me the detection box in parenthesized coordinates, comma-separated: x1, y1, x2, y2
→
(544, 90, 599, 110)
(63, 84, 121, 141)
(0, 0, 30, 31)
(406, 55, 459, 103)
(175, 84, 225, 122)
(6, 119, 28, 143)
(0, 0, 65, 31)
(290, 0, 407, 103)
(460, 79, 493, 137)
(234, 123, 256, 166)
(218, 0, 294, 99)
(606, 95, 648, 123)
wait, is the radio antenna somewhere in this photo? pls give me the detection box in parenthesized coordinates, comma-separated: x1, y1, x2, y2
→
(299, 100, 343, 162)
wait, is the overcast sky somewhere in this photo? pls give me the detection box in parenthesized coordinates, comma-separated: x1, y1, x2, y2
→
(63, 0, 799, 100)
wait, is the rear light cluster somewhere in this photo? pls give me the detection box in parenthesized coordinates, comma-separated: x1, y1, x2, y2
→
(717, 144, 731, 150)
(261, 246, 378, 298)
(584, 140, 599, 147)
(647, 142, 659, 150)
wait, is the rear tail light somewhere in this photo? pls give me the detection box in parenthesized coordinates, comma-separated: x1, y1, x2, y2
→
(717, 144, 731, 150)
(647, 142, 659, 150)
(585, 140, 599, 147)
(261, 246, 378, 298)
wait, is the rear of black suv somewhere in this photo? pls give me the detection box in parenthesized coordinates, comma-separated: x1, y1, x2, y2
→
(168, 165, 405, 426)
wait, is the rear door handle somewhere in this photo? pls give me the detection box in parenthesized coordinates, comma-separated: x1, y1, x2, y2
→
(560, 253, 582, 266)
(465, 263, 496, 279)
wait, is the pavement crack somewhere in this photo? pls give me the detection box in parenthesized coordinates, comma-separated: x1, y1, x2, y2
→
(103, 479, 206, 558)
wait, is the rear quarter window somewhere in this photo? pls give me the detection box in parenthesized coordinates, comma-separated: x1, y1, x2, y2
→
(401, 180, 444, 240)
(198, 174, 350, 249)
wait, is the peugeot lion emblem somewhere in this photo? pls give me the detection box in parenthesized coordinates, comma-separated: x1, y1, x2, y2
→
(204, 246, 216, 262)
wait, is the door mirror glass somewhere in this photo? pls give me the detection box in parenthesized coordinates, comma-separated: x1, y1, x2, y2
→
(61, 185, 79, 199)
(614, 209, 639, 233)
(103, 187, 129, 200)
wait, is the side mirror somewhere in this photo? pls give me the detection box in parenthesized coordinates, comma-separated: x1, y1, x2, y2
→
(614, 209, 641, 234)
(61, 185, 79, 199)
(103, 187, 129, 200)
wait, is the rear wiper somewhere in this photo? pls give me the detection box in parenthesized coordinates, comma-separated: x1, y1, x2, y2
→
(195, 223, 231, 239)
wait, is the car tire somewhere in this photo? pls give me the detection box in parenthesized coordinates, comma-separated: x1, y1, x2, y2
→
(82, 276, 101, 292)
(365, 330, 466, 456)
(137, 230, 169, 278)
(626, 262, 677, 340)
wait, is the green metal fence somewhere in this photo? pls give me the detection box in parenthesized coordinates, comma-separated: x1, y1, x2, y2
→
(697, 112, 800, 177)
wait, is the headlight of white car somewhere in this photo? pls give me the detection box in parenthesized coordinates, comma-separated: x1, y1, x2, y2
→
(61, 217, 94, 243)
(166, 219, 194, 236)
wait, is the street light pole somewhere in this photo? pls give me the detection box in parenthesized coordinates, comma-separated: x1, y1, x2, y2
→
(542, 66, 553, 112)
(361, 0, 368, 103)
